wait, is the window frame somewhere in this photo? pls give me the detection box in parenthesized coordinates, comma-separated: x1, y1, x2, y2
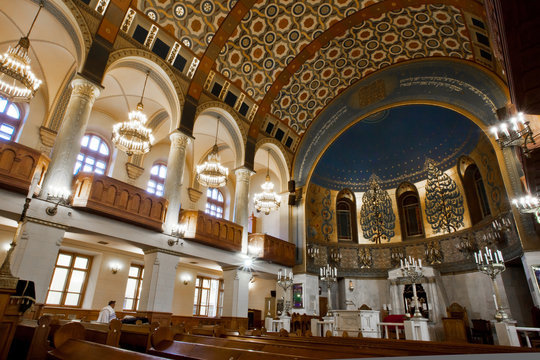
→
(335, 189, 358, 242)
(205, 188, 225, 219)
(123, 264, 144, 312)
(0, 97, 23, 141)
(396, 183, 425, 240)
(74, 133, 111, 175)
(45, 251, 92, 308)
(461, 163, 491, 225)
(147, 162, 167, 197)
(193, 276, 224, 317)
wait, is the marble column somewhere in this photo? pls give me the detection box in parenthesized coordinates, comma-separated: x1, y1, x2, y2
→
(11, 219, 66, 303)
(233, 167, 254, 253)
(40, 76, 102, 198)
(222, 267, 251, 328)
(163, 131, 191, 233)
(138, 249, 179, 325)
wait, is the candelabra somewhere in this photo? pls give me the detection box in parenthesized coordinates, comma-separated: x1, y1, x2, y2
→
(457, 234, 478, 256)
(512, 195, 540, 224)
(307, 244, 319, 259)
(490, 112, 535, 157)
(400, 257, 425, 319)
(277, 268, 293, 318)
(329, 248, 342, 264)
(319, 264, 337, 317)
(474, 247, 510, 322)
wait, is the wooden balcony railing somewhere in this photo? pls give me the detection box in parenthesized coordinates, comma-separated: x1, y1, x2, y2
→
(71, 173, 167, 231)
(0, 139, 49, 195)
(248, 233, 295, 267)
(180, 210, 242, 252)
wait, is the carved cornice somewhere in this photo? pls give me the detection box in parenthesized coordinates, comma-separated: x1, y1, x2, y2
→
(187, 187, 203, 203)
(26, 217, 68, 230)
(39, 126, 58, 148)
(125, 162, 145, 180)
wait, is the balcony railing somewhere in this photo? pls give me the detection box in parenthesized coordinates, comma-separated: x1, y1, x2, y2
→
(0, 140, 49, 195)
(180, 210, 242, 252)
(71, 173, 167, 231)
(248, 233, 295, 267)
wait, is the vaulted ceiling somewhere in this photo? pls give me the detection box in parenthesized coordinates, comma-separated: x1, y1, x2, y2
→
(136, 0, 494, 142)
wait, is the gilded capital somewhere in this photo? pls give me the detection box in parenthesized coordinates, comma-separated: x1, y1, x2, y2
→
(170, 131, 191, 149)
(71, 77, 101, 102)
(235, 167, 254, 183)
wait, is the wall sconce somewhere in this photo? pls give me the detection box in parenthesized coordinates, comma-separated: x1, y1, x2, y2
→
(110, 262, 121, 274)
(490, 112, 535, 157)
(180, 273, 191, 285)
(513, 195, 540, 223)
(3, 243, 11, 252)
(168, 223, 186, 246)
(348, 280, 354, 292)
(307, 244, 320, 259)
(46, 188, 71, 216)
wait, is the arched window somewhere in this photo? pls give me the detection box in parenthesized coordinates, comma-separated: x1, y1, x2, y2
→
(147, 163, 167, 196)
(397, 182, 424, 239)
(205, 188, 224, 218)
(74, 134, 110, 175)
(336, 189, 358, 242)
(461, 162, 491, 224)
(0, 97, 22, 141)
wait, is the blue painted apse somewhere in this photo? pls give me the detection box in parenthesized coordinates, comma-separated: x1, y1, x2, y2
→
(311, 105, 480, 191)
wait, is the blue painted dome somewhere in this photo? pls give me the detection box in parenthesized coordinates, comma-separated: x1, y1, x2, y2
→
(311, 105, 481, 191)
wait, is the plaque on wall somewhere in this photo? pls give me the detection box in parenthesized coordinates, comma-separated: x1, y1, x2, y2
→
(293, 283, 303, 308)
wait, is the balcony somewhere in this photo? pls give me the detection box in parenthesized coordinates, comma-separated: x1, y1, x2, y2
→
(248, 233, 296, 267)
(0, 139, 49, 195)
(71, 173, 167, 231)
(180, 210, 242, 252)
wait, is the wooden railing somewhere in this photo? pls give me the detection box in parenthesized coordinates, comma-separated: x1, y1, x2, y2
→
(248, 233, 295, 267)
(0, 139, 49, 195)
(71, 173, 167, 231)
(179, 210, 242, 252)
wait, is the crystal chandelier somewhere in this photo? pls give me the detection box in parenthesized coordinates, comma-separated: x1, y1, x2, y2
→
(196, 116, 228, 188)
(112, 71, 154, 156)
(0, 1, 43, 102)
(254, 149, 281, 215)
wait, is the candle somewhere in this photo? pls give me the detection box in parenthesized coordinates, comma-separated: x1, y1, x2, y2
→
(474, 252, 478, 264)
(388, 304, 392, 311)
(400, 259, 404, 269)
(320, 268, 323, 277)
(498, 250, 503, 262)
(418, 259, 422, 268)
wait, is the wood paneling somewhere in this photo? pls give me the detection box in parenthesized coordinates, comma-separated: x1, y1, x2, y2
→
(180, 210, 242, 252)
(71, 173, 167, 231)
(0, 140, 49, 195)
(248, 233, 295, 267)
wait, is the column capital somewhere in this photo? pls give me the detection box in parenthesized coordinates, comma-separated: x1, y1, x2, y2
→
(70, 74, 103, 101)
(169, 130, 193, 149)
(234, 166, 255, 180)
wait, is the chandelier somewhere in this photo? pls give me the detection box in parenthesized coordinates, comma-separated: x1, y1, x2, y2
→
(196, 116, 228, 188)
(254, 149, 281, 215)
(112, 71, 154, 156)
(0, 1, 43, 102)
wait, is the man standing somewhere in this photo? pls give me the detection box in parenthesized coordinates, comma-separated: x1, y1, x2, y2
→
(97, 300, 117, 323)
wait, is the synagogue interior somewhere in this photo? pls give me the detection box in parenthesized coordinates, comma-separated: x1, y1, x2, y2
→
(1, 0, 540, 358)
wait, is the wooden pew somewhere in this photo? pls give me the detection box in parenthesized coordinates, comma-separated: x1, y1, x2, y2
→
(8, 316, 51, 360)
(119, 322, 160, 352)
(47, 322, 164, 360)
(150, 326, 314, 360)
(222, 332, 540, 356)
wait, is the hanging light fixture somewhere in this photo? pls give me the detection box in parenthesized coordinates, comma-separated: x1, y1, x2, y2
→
(254, 149, 281, 215)
(112, 70, 154, 156)
(0, 1, 44, 102)
(196, 116, 228, 188)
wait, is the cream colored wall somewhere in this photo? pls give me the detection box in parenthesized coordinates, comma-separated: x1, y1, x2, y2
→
(248, 277, 276, 312)
(0, 226, 15, 265)
(18, 91, 47, 151)
(172, 264, 223, 316)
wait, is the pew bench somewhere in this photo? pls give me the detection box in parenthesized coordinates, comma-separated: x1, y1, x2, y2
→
(46, 322, 164, 360)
